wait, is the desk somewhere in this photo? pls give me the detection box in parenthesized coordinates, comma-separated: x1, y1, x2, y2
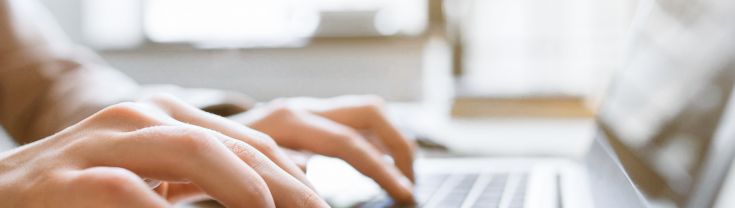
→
(387, 103, 596, 158)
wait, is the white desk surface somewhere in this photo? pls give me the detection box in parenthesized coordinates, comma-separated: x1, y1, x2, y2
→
(387, 102, 595, 159)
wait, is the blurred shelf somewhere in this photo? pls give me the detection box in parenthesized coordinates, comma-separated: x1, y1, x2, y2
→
(451, 95, 594, 118)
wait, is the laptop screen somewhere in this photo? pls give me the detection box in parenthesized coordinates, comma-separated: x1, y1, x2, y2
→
(597, 0, 735, 204)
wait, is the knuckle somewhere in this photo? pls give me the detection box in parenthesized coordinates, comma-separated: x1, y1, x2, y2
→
(94, 102, 164, 129)
(361, 101, 383, 114)
(354, 95, 386, 118)
(62, 132, 109, 157)
(79, 168, 139, 195)
(330, 132, 364, 155)
(222, 140, 271, 170)
(222, 139, 253, 157)
(224, 133, 280, 158)
(249, 136, 279, 155)
(337, 134, 360, 147)
(99, 102, 145, 118)
(269, 105, 298, 119)
(167, 126, 219, 154)
(248, 157, 271, 172)
(96, 176, 135, 194)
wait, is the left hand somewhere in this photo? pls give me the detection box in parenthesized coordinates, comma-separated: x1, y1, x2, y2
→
(231, 95, 417, 204)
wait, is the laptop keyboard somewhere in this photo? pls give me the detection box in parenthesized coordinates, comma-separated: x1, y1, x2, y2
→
(361, 172, 529, 208)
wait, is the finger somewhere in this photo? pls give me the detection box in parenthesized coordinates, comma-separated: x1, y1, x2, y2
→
(282, 112, 415, 204)
(289, 95, 416, 181)
(330, 108, 416, 182)
(84, 125, 276, 208)
(218, 135, 327, 207)
(281, 148, 314, 172)
(64, 167, 169, 208)
(142, 94, 314, 189)
(362, 131, 391, 154)
(154, 182, 209, 204)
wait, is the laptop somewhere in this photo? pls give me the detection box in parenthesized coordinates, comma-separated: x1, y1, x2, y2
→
(306, 0, 735, 207)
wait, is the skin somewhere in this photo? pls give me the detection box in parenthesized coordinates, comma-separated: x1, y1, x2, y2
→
(234, 95, 417, 203)
(0, 94, 416, 207)
(0, 95, 326, 207)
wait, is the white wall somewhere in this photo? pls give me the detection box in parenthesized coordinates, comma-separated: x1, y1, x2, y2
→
(35, 0, 426, 101)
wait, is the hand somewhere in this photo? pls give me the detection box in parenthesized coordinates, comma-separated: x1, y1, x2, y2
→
(0, 95, 328, 207)
(232, 95, 417, 204)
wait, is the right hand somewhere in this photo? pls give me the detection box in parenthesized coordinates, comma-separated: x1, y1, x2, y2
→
(234, 95, 417, 204)
(0, 96, 328, 207)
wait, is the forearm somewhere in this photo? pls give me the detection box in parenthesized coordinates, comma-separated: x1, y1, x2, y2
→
(0, 0, 256, 143)
(0, 0, 138, 143)
(0, 52, 139, 143)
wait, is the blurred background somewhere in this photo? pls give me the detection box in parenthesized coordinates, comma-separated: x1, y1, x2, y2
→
(35, 0, 636, 102)
(0, 0, 641, 156)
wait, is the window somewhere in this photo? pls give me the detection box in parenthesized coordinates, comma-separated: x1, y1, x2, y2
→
(83, 0, 427, 49)
(451, 0, 637, 98)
